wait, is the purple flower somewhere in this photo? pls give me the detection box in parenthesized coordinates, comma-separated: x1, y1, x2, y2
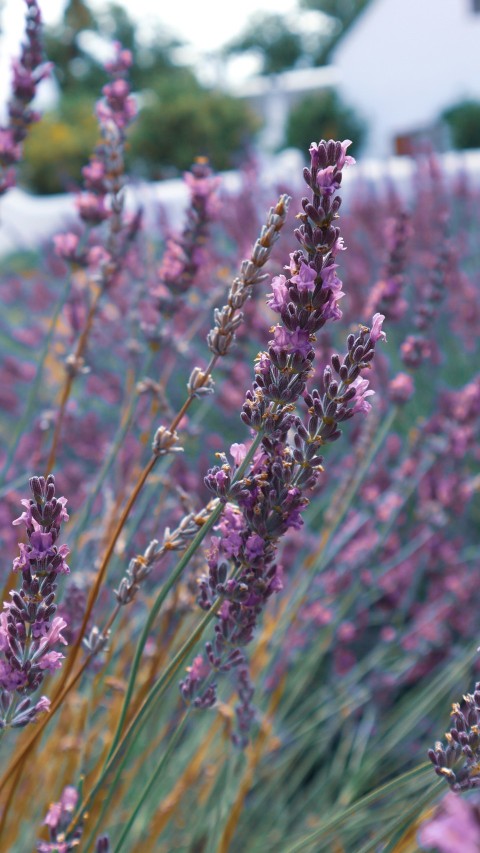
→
(38, 651, 64, 672)
(290, 261, 317, 293)
(338, 139, 356, 168)
(245, 534, 265, 561)
(351, 376, 375, 414)
(267, 274, 290, 312)
(370, 312, 387, 343)
(323, 289, 345, 321)
(41, 617, 68, 649)
(272, 326, 313, 358)
(76, 192, 110, 225)
(38, 785, 82, 852)
(33, 696, 51, 715)
(82, 159, 107, 192)
(315, 165, 339, 193)
(0, 129, 21, 165)
(321, 263, 342, 290)
(230, 443, 247, 467)
(153, 158, 221, 315)
(105, 41, 133, 75)
(401, 335, 432, 369)
(53, 233, 81, 263)
(389, 372, 414, 404)
(256, 353, 272, 375)
(418, 793, 480, 852)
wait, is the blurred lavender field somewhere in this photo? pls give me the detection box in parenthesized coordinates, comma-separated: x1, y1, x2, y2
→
(2, 3, 480, 852)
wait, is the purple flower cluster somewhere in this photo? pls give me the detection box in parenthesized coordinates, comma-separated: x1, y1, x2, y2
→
(77, 43, 136, 226)
(53, 41, 137, 275)
(37, 780, 110, 852)
(366, 209, 411, 322)
(0, 0, 51, 195)
(37, 785, 82, 853)
(182, 140, 386, 743)
(401, 216, 449, 371)
(152, 158, 221, 314)
(428, 683, 480, 792)
(0, 476, 69, 728)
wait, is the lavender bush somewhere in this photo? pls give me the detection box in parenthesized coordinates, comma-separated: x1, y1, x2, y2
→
(1, 3, 480, 851)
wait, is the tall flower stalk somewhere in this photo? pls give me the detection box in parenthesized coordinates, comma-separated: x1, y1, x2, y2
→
(181, 139, 386, 743)
(46, 42, 138, 474)
(0, 0, 50, 196)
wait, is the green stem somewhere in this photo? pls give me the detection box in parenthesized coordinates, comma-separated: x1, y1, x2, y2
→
(113, 711, 190, 852)
(356, 780, 442, 853)
(284, 763, 432, 853)
(106, 504, 222, 760)
(105, 428, 264, 764)
(68, 602, 221, 838)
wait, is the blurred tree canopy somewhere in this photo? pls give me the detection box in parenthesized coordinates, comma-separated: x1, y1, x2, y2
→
(225, 0, 372, 74)
(441, 100, 480, 151)
(286, 89, 366, 156)
(22, 0, 259, 193)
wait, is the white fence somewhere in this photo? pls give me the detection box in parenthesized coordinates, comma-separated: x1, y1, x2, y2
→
(2, 149, 480, 257)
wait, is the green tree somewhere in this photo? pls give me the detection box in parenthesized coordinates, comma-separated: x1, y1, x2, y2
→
(441, 100, 480, 150)
(285, 89, 366, 155)
(130, 81, 259, 178)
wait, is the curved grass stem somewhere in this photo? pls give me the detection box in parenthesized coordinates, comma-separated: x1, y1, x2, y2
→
(68, 600, 222, 838)
(114, 711, 190, 852)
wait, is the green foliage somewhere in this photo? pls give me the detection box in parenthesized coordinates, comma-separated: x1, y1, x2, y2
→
(442, 100, 480, 150)
(130, 86, 260, 178)
(285, 89, 366, 155)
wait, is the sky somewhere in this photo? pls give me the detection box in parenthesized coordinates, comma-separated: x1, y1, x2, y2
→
(2, 0, 297, 49)
(98, 0, 299, 53)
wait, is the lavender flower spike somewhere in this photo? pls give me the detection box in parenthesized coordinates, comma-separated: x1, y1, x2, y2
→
(0, 0, 51, 196)
(185, 140, 386, 745)
(0, 475, 70, 730)
(429, 682, 480, 791)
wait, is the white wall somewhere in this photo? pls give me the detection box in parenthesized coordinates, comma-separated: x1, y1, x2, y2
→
(333, 0, 480, 157)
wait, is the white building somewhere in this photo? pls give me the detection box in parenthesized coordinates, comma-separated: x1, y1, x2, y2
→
(332, 0, 480, 157)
